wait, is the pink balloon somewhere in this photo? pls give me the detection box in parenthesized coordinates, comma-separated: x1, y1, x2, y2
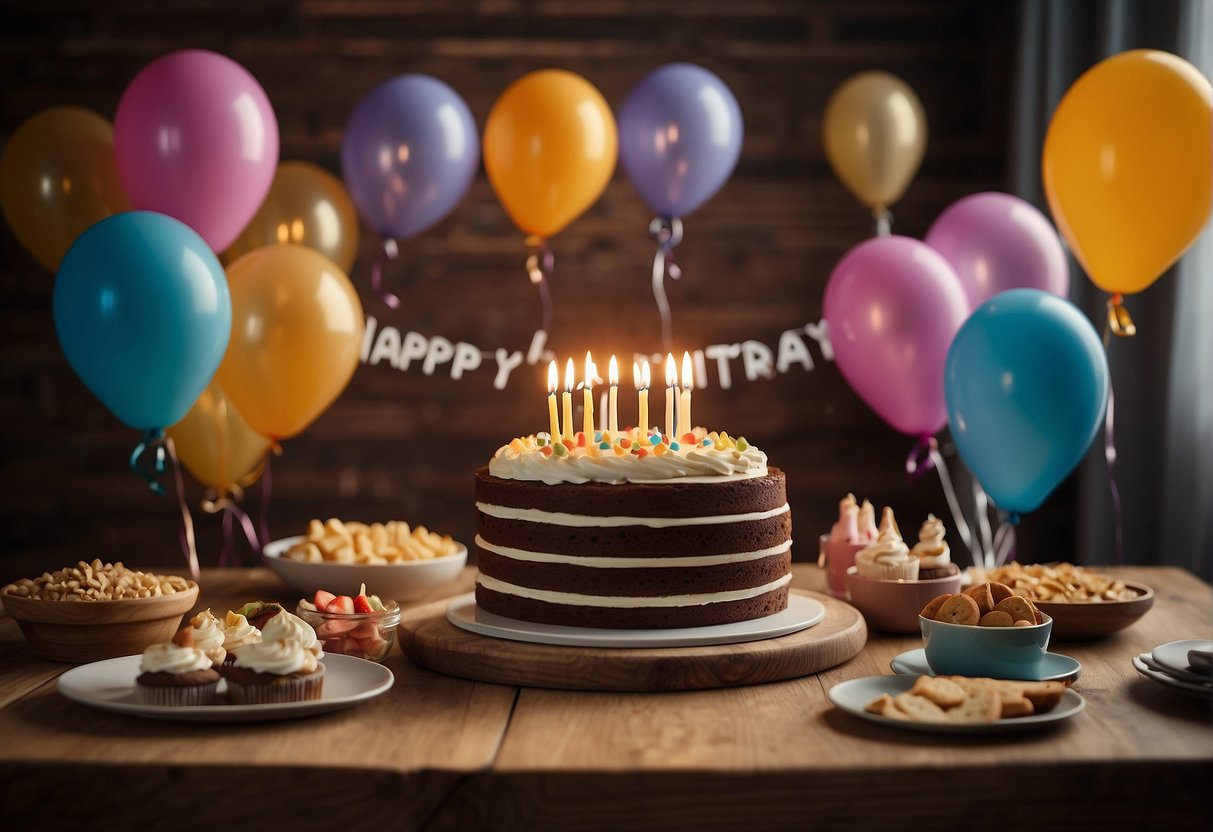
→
(115, 49, 279, 252)
(925, 192, 1069, 310)
(823, 236, 970, 437)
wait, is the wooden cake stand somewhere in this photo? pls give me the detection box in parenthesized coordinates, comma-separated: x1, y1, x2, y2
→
(399, 589, 867, 692)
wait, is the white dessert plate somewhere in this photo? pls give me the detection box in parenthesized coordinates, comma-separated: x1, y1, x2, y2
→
(446, 592, 825, 648)
(890, 648, 1082, 684)
(828, 675, 1085, 735)
(1149, 639, 1213, 679)
(1132, 655, 1213, 700)
(1138, 651, 1213, 685)
(57, 653, 393, 722)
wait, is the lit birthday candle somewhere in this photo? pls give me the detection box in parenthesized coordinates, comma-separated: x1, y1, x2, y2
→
(562, 358, 574, 442)
(547, 360, 561, 441)
(583, 351, 595, 441)
(634, 359, 650, 437)
(679, 351, 693, 439)
(664, 353, 678, 440)
(608, 355, 619, 436)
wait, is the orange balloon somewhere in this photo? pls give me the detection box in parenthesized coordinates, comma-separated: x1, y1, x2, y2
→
(0, 106, 132, 270)
(167, 380, 270, 495)
(1043, 50, 1213, 296)
(222, 161, 360, 275)
(484, 69, 618, 238)
(217, 245, 365, 440)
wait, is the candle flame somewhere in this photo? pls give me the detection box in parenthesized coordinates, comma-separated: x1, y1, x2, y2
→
(681, 351, 694, 390)
(665, 353, 678, 388)
(633, 361, 642, 390)
(584, 350, 594, 389)
(564, 357, 575, 393)
(608, 355, 618, 386)
(548, 360, 558, 394)
(643, 361, 651, 389)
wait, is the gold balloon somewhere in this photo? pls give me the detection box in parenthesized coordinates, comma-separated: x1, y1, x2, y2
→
(0, 106, 132, 271)
(222, 161, 360, 274)
(217, 244, 365, 440)
(167, 381, 270, 496)
(822, 72, 927, 213)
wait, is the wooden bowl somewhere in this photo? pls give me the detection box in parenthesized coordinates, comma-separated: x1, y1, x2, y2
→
(1033, 581, 1154, 640)
(1, 583, 199, 663)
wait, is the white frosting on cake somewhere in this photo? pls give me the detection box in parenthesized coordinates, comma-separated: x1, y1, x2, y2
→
(476, 572, 792, 608)
(475, 534, 792, 567)
(475, 501, 790, 528)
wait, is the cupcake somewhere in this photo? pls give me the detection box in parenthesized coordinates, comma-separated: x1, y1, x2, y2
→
(219, 610, 262, 670)
(260, 610, 324, 660)
(854, 507, 919, 581)
(135, 627, 221, 706)
(237, 601, 287, 630)
(225, 637, 325, 705)
(819, 494, 874, 598)
(189, 608, 227, 666)
(911, 514, 960, 580)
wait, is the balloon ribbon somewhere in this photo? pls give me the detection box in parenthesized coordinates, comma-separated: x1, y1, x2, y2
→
(130, 432, 199, 580)
(370, 237, 402, 310)
(202, 489, 263, 569)
(256, 443, 282, 556)
(905, 435, 980, 568)
(525, 236, 554, 334)
(1101, 316, 1126, 565)
(1106, 293, 1136, 338)
(872, 206, 893, 238)
(649, 217, 683, 352)
(991, 512, 1019, 567)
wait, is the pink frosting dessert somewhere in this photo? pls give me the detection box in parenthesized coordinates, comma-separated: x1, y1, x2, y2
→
(819, 494, 877, 598)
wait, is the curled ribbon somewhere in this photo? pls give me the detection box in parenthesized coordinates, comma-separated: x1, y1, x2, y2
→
(129, 429, 168, 495)
(164, 438, 200, 582)
(525, 235, 555, 334)
(991, 511, 1020, 568)
(202, 490, 263, 569)
(649, 217, 684, 352)
(370, 237, 402, 310)
(906, 434, 980, 568)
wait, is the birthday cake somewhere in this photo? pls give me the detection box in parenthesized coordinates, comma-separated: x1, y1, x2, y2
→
(474, 427, 793, 629)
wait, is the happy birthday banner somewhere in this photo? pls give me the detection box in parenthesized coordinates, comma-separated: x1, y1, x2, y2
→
(360, 316, 835, 390)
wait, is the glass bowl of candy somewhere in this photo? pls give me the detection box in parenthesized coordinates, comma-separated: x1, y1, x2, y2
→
(295, 585, 399, 663)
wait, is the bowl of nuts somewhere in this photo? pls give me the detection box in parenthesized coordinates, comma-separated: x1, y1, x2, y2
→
(1, 560, 199, 663)
(976, 562, 1154, 640)
(263, 518, 468, 602)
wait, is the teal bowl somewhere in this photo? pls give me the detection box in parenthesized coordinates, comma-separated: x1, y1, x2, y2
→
(920, 613, 1052, 680)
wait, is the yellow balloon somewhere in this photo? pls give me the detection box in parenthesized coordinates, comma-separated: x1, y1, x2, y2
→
(484, 69, 618, 238)
(217, 245, 365, 440)
(0, 106, 132, 271)
(1043, 50, 1213, 297)
(822, 71, 927, 213)
(167, 381, 270, 495)
(222, 161, 360, 275)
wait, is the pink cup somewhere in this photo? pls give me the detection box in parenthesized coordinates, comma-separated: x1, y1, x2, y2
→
(818, 534, 867, 599)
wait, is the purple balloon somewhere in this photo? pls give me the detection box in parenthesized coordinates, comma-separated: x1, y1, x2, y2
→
(115, 49, 280, 253)
(823, 236, 970, 437)
(341, 75, 479, 240)
(618, 63, 743, 218)
(925, 192, 1069, 310)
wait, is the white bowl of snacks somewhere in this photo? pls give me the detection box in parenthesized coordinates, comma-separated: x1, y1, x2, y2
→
(263, 518, 467, 602)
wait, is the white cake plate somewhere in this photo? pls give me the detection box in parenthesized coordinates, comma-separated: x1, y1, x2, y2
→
(445, 591, 825, 649)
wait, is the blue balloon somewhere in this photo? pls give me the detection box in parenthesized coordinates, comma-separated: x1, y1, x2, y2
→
(53, 211, 232, 431)
(618, 63, 743, 218)
(341, 74, 480, 239)
(945, 289, 1109, 516)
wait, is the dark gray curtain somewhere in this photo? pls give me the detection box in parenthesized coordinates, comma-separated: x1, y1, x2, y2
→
(1010, 0, 1212, 578)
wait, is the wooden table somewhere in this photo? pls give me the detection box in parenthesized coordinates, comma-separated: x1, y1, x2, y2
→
(2, 565, 1210, 830)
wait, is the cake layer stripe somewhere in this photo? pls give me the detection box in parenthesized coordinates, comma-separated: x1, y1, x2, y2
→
(475, 535, 793, 567)
(475, 572, 792, 608)
(475, 501, 790, 528)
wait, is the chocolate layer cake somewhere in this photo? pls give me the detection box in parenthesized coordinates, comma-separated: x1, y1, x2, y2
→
(474, 429, 793, 629)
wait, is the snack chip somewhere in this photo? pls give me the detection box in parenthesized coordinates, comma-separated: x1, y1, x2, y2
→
(978, 562, 1134, 603)
(285, 518, 459, 565)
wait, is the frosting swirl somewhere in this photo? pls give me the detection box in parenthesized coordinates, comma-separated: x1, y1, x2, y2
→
(489, 428, 769, 485)
(911, 514, 951, 568)
(140, 642, 213, 675)
(222, 611, 261, 652)
(189, 609, 227, 665)
(856, 507, 912, 571)
(232, 638, 319, 675)
(857, 499, 878, 541)
(828, 493, 860, 544)
(261, 611, 323, 658)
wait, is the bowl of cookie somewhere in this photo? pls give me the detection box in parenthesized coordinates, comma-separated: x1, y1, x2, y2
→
(1, 560, 199, 663)
(977, 562, 1153, 640)
(919, 581, 1052, 680)
(263, 518, 467, 602)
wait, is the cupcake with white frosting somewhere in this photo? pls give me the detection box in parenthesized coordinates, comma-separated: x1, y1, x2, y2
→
(910, 514, 959, 580)
(261, 610, 324, 660)
(189, 609, 227, 666)
(854, 507, 919, 581)
(135, 627, 221, 706)
(224, 637, 325, 705)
